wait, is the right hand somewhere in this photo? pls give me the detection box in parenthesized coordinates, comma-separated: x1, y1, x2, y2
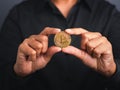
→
(14, 27, 61, 77)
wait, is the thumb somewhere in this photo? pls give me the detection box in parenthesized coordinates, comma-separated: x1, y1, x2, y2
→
(62, 46, 97, 68)
(44, 46, 61, 61)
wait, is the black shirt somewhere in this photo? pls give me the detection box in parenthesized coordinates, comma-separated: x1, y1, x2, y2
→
(0, 0, 120, 90)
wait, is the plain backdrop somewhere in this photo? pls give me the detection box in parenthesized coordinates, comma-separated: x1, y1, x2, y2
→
(0, 0, 120, 29)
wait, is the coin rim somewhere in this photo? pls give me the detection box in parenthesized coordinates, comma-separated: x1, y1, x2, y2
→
(54, 31, 71, 48)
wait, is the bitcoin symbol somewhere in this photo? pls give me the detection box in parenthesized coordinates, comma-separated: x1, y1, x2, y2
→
(54, 31, 71, 48)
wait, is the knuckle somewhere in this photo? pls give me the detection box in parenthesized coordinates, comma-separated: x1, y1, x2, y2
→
(106, 50, 112, 55)
(108, 42, 112, 48)
(42, 35, 48, 41)
(38, 34, 48, 41)
(102, 36, 107, 41)
(30, 51, 36, 56)
(102, 36, 111, 46)
(93, 48, 100, 55)
(44, 27, 50, 30)
(102, 36, 111, 45)
(94, 32, 102, 36)
(29, 35, 36, 38)
(18, 43, 26, 51)
(81, 33, 88, 38)
(19, 43, 23, 49)
(36, 43, 42, 49)
(86, 41, 92, 48)
(106, 43, 112, 53)
(86, 41, 94, 50)
(24, 38, 29, 43)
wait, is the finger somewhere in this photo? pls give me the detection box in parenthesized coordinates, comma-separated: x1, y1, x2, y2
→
(65, 28, 88, 50)
(40, 27, 61, 36)
(44, 46, 61, 62)
(34, 35, 48, 53)
(62, 46, 97, 69)
(29, 34, 49, 54)
(92, 41, 112, 59)
(26, 37, 43, 56)
(81, 32, 102, 50)
(65, 28, 102, 50)
(65, 28, 88, 35)
(86, 36, 106, 55)
(18, 42, 37, 62)
(28, 41, 43, 57)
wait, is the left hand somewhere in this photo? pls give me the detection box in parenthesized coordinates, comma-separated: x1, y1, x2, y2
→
(62, 28, 116, 77)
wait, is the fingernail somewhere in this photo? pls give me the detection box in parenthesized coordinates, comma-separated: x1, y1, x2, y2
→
(56, 29, 61, 32)
(58, 47, 62, 51)
(65, 29, 72, 33)
(56, 47, 62, 52)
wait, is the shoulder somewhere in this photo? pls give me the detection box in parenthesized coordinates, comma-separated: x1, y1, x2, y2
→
(9, 0, 45, 15)
(89, 0, 119, 18)
(92, 0, 116, 11)
(84, 0, 117, 15)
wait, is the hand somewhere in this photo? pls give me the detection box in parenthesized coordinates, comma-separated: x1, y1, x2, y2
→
(14, 27, 61, 77)
(62, 28, 116, 77)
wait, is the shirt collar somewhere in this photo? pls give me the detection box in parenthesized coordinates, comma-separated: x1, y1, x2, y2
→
(83, 0, 93, 11)
(37, 0, 93, 11)
(75, 0, 93, 11)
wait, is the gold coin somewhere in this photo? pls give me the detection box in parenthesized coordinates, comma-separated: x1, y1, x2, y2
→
(54, 31, 71, 48)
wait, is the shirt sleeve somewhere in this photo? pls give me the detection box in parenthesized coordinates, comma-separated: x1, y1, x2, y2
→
(107, 60, 120, 89)
(105, 7, 120, 89)
(0, 6, 32, 90)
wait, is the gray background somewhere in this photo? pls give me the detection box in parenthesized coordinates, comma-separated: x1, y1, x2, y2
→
(0, 0, 120, 29)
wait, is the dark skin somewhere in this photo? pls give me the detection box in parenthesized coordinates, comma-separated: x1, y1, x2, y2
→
(14, 0, 116, 77)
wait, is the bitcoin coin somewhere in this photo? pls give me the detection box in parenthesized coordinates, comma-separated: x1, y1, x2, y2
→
(54, 31, 71, 48)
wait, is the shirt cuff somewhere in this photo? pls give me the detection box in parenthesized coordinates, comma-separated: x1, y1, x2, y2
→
(106, 59, 120, 88)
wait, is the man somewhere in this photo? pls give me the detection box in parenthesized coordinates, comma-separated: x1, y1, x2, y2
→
(0, 0, 120, 89)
